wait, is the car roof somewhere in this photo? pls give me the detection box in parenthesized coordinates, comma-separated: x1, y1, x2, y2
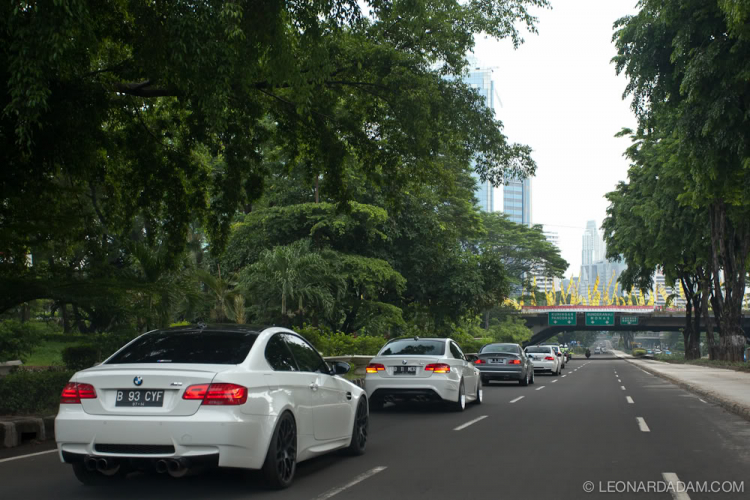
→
(149, 324, 270, 335)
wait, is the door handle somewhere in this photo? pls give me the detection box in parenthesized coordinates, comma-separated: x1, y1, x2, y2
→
(309, 383, 319, 391)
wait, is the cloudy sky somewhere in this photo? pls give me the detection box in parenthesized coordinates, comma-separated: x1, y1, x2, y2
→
(472, 0, 639, 278)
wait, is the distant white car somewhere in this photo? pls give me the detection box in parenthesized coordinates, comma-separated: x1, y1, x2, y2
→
(525, 345, 562, 376)
(365, 338, 481, 411)
(542, 344, 565, 369)
(56, 325, 368, 489)
(595, 347, 601, 354)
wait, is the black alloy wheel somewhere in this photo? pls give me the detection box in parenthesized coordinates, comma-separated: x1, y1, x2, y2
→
(346, 398, 369, 455)
(262, 412, 297, 489)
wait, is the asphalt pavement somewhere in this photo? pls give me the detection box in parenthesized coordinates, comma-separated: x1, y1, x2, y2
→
(2, 356, 749, 499)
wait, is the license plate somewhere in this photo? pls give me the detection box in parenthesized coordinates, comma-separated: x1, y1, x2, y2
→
(115, 389, 165, 407)
(394, 366, 417, 375)
(489, 358, 505, 364)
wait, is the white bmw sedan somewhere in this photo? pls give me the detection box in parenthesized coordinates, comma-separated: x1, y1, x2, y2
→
(364, 337, 481, 411)
(55, 325, 368, 489)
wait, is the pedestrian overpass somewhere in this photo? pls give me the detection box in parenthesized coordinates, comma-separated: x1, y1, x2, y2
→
(519, 306, 750, 346)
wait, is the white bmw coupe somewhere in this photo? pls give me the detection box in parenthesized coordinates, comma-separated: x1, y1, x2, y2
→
(55, 325, 368, 489)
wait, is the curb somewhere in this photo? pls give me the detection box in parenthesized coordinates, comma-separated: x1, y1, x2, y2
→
(0, 416, 55, 449)
(621, 358, 750, 423)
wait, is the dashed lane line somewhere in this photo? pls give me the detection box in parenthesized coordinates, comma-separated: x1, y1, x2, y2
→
(551, 380, 558, 383)
(453, 415, 488, 431)
(626, 396, 634, 404)
(636, 417, 650, 432)
(313, 466, 388, 500)
(662, 472, 692, 500)
(510, 396, 525, 403)
(621, 385, 626, 390)
(535, 386, 546, 391)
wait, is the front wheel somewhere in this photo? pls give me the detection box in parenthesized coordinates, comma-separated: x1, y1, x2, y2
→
(345, 398, 368, 455)
(262, 412, 297, 490)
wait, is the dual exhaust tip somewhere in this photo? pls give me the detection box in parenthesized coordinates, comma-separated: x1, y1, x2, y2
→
(84, 456, 191, 478)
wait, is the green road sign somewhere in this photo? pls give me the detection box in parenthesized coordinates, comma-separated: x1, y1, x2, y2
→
(548, 312, 576, 326)
(585, 312, 615, 326)
(620, 315, 639, 325)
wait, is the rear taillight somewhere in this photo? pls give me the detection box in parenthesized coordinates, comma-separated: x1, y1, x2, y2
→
(366, 363, 386, 373)
(508, 359, 521, 365)
(182, 383, 248, 405)
(424, 363, 451, 373)
(544, 356, 555, 361)
(60, 382, 97, 404)
(473, 359, 485, 364)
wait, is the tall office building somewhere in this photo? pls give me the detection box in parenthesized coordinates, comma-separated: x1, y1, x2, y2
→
(503, 177, 531, 225)
(534, 229, 561, 292)
(464, 67, 496, 212)
(579, 220, 625, 297)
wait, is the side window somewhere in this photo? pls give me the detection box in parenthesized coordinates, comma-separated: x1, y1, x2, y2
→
(449, 342, 464, 360)
(265, 334, 298, 371)
(283, 334, 327, 373)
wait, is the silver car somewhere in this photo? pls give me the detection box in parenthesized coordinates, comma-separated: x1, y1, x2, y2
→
(365, 338, 481, 411)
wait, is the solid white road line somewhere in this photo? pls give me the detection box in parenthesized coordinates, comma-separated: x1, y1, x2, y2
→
(621, 385, 626, 390)
(535, 386, 546, 391)
(699, 399, 708, 404)
(551, 379, 558, 383)
(636, 417, 650, 432)
(662, 472, 692, 500)
(453, 415, 488, 431)
(314, 466, 388, 500)
(510, 396, 525, 403)
(0, 449, 57, 464)
(626, 396, 634, 404)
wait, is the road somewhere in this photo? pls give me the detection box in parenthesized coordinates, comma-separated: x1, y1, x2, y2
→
(2, 357, 749, 499)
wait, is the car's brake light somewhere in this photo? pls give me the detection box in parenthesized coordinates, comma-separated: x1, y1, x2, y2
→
(366, 363, 386, 373)
(508, 359, 521, 365)
(424, 363, 451, 373)
(544, 356, 555, 361)
(182, 383, 248, 405)
(60, 382, 97, 404)
(473, 358, 485, 364)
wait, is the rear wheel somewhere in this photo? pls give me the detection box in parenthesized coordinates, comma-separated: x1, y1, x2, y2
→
(519, 369, 529, 386)
(472, 378, 483, 404)
(451, 380, 466, 412)
(345, 398, 368, 455)
(262, 412, 297, 490)
(530, 370, 535, 385)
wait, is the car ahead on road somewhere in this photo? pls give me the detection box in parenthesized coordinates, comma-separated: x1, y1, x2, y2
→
(594, 347, 601, 354)
(365, 337, 481, 411)
(473, 343, 534, 386)
(524, 345, 562, 376)
(541, 344, 565, 369)
(55, 325, 368, 489)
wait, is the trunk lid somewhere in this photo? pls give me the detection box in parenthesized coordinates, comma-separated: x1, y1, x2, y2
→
(371, 355, 442, 378)
(76, 364, 234, 416)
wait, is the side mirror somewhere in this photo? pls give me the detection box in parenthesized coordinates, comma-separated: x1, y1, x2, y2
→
(557, 352, 562, 357)
(330, 361, 351, 375)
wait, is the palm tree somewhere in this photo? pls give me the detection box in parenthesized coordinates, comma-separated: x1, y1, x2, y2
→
(241, 239, 336, 324)
(196, 269, 241, 323)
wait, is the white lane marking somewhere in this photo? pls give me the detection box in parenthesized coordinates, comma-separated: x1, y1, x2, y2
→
(618, 379, 622, 382)
(562, 375, 567, 378)
(314, 466, 388, 500)
(621, 385, 626, 390)
(626, 396, 634, 404)
(636, 417, 650, 432)
(453, 415, 488, 431)
(699, 399, 708, 404)
(551, 379, 558, 383)
(535, 385, 546, 391)
(662, 472, 691, 500)
(510, 396, 525, 403)
(0, 449, 58, 464)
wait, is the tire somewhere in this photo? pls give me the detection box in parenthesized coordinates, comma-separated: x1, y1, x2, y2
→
(472, 378, 483, 404)
(345, 398, 368, 456)
(530, 370, 535, 385)
(519, 369, 529, 386)
(262, 412, 297, 490)
(552, 366, 559, 377)
(72, 462, 126, 486)
(451, 380, 466, 412)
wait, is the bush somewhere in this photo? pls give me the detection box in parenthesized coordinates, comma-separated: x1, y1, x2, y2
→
(62, 344, 99, 370)
(0, 320, 48, 362)
(296, 325, 386, 356)
(0, 368, 75, 415)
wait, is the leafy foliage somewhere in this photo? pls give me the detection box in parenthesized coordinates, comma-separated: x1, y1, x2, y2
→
(61, 344, 99, 371)
(0, 368, 75, 415)
(0, 320, 48, 362)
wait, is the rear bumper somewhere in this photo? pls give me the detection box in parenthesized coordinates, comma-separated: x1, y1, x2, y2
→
(55, 404, 276, 470)
(532, 362, 557, 372)
(477, 367, 523, 381)
(365, 377, 458, 403)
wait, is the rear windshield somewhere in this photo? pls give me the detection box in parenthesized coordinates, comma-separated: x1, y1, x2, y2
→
(526, 346, 553, 354)
(379, 340, 445, 356)
(106, 330, 259, 365)
(480, 344, 520, 354)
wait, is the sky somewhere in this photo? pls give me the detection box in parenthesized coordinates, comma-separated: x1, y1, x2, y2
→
(472, 0, 639, 278)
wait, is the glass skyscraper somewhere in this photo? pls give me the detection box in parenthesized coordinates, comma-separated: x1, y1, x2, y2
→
(464, 68, 495, 213)
(502, 178, 531, 225)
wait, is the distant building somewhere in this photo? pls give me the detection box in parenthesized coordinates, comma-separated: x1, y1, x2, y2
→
(653, 269, 687, 308)
(579, 220, 628, 301)
(533, 229, 561, 292)
(503, 177, 531, 225)
(464, 67, 496, 213)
